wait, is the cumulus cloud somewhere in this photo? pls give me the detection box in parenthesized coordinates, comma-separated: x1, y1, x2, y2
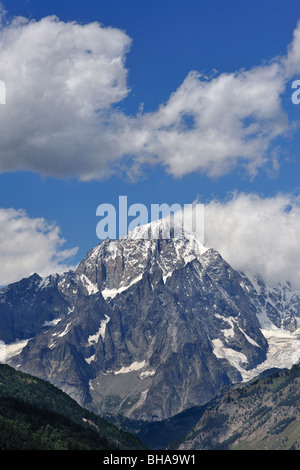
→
(0, 14, 131, 180)
(283, 19, 300, 78)
(0, 208, 78, 285)
(131, 19, 300, 179)
(0, 13, 299, 180)
(203, 192, 300, 287)
(133, 64, 288, 178)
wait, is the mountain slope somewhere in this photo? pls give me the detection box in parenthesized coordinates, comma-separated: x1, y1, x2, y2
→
(2, 222, 300, 421)
(0, 363, 146, 450)
(174, 364, 300, 450)
(8, 243, 269, 421)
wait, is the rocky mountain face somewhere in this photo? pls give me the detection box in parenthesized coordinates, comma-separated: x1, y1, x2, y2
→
(1, 224, 300, 422)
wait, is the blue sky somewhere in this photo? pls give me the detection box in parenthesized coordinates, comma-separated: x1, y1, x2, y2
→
(1, 0, 300, 286)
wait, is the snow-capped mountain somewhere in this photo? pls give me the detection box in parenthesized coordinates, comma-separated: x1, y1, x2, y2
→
(1, 221, 300, 421)
(76, 219, 208, 299)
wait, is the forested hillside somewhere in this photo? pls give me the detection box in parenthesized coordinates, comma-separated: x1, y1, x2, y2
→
(0, 364, 146, 450)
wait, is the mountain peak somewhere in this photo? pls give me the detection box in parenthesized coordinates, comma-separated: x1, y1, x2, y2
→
(3, 217, 300, 421)
(76, 221, 208, 299)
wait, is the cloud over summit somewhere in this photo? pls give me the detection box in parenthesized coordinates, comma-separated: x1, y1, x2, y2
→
(204, 192, 300, 287)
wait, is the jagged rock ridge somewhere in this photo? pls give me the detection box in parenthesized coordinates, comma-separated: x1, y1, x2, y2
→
(1, 222, 300, 421)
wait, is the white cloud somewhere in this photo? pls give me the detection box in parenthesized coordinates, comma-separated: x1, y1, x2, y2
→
(0, 13, 299, 180)
(0, 14, 131, 180)
(0, 208, 78, 285)
(133, 63, 288, 178)
(0, 7, 300, 186)
(204, 193, 300, 287)
(283, 19, 300, 78)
